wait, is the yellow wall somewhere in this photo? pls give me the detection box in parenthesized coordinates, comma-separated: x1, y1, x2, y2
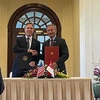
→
(61, 0, 74, 76)
(72, 0, 80, 76)
(0, 0, 80, 77)
(0, 0, 8, 77)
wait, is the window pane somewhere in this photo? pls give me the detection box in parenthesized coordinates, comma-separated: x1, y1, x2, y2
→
(29, 18, 34, 23)
(39, 20, 44, 26)
(47, 22, 52, 25)
(37, 36, 44, 42)
(19, 15, 27, 22)
(41, 25, 46, 28)
(40, 51, 42, 54)
(35, 18, 40, 24)
(24, 20, 30, 24)
(35, 12, 43, 18)
(42, 15, 50, 22)
(23, 25, 25, 28)
(26, 12, 34, 18)
(34, 25, 39, 28)
(16, 21, 22, 28)
(40, 43, 43, 50)
(45, 36, 49, 41)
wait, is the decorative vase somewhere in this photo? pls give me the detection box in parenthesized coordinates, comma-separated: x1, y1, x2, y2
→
(93, 82, 100, 99)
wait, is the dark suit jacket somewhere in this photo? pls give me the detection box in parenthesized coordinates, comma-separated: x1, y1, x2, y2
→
(0, 69, 4, 95)
(42, 36, 69, 73)
(12, 35, 40, 77)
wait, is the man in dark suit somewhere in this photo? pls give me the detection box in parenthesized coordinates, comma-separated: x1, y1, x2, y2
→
(0, 68, 4, 95)
(12, 22, 40, 77)
(42, 24, 69, 74)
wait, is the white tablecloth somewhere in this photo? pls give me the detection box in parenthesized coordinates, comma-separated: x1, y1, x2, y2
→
(0, 77, 94, 100)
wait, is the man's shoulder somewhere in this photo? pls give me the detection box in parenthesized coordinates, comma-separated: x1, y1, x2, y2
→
(42, 39, 49, 46)
(15, 36, 25, 43)
(56, 36, 65, 41)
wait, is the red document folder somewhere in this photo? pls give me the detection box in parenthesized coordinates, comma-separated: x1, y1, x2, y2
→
(44, 46, 59, 65)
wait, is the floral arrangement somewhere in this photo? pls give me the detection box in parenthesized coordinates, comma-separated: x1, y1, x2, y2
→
(54, 71, 69, 78)
(23, 67, 38, 78)
(93, 62, 100, 82)
(94, 67, 100, 77)
(23, 66, 69, 78)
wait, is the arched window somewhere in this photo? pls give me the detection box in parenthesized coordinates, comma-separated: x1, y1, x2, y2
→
(16, 11, 52, 29)
(8, 3, 61, 76)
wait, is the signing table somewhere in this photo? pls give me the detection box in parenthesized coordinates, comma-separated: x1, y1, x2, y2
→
(0, 77, 94, 100)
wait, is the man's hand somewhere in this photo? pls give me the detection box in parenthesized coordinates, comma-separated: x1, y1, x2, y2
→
(52, 62, 58, 70)
(28, 49, 38, 56)
(29, 61, 35, 67)
(32, 50, 38, 56)
(28, 49, 33, 53)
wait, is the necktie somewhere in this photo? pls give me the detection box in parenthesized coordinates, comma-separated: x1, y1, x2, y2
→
(50, 39, 53, 46)
(26, 37, 30, 49)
